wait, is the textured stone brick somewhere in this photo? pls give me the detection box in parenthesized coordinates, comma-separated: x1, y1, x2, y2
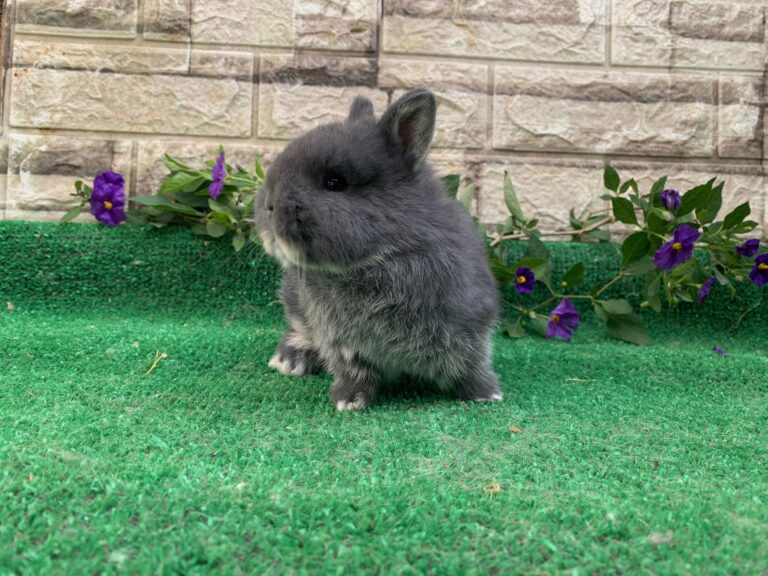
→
(143, 0, 190, 41)
(10, 42, 253, 138)
(493, 68, 716, 157)
(5, 136, 132, 221)
(719, 77, 764, 159)
(0, 137, 8, 218)
(383, 0, 606, 63)
(379, 60, 489, 149)
(613, 0, 766, 71)
(136, 141, 283, 197)
(191, 0, 293, 47)
(16, 0, 138, 38)
(478, 161, 605, 229)
(296, 0, 378, 52)
(258, 55, 388, 140)
(428, 150, 481, 214)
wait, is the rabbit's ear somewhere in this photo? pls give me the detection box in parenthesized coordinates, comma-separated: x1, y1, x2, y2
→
(348, 96, 374, 122)
(378, 89, 436, 171)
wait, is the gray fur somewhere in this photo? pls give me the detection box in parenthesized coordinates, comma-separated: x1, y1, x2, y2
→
(254, 89, 502, 411)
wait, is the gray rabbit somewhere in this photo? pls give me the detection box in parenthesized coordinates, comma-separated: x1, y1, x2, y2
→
(254, 89, 502, 410)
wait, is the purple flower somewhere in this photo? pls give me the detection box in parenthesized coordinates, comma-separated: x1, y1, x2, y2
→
(209, 150, 226, 199)
(514, 267, 535, 294)
(749, 254, 768, 286)
(653, 224, 701, 270)
(737, 239, 760, 257)
(547, 299, 580, 341)
(89, 171, 126, 227)
(713, 346, 727, 358)
(659, 189, 681, 212)
(697, 277, 716, 305)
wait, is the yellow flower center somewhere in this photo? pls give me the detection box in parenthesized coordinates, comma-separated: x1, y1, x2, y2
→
(672, 242, 683, 251)
(552, 314, 560, 323)
(759, 263, 768, 271)
(517, 275, 527, 284)
(104, 200, 113, 210)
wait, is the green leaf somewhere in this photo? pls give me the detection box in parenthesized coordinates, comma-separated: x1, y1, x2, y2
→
(605, 312, 649, 345)
(125, 210, 147, 224)
(232, 232, 246, 252)
(441, 174, 460, 198)
(621, 231, 650, 264)
(206, 220, 229, 238)
(208, 198, 238, 222)
(527, 314, 550, 338)
(696, 181, 722, 225)
(59, 205, 83, 223)
(172, 191, 212, 208)
(598, 299, 633, 315)
(159, 172, 208, 195)
(163, 153, 194, 173)
(619, 179, 639, 195)
(650, 176, 668, 200)
(502, 318, 527, 339)
(603, 165, 620, 192)
(678, 179, 715, 216)
(249, 226, 262, 244)
(723, 202, 751, 230)
(254, 155, 265, 180)
(734, 221, 759, 234)
(503, 172, 526, 223)
(611, 197, 638, 225)
(645, 274, 662, 313)
(190, 223, 209, 236)
(488, 249, 517, 282)
(649, 207, 675, 222)
(131, 195, 205, 217)
(595, 301, 649, 345)
(524, 235, 550, 261)
(623, 256, 655, 276)
(645, 211, 672, 235)
(587, 230, 612, 242)
(458, 183, 474, 214)
(74, 180, 86, 198)
(569, 208, 582, 230)
(561, 262, 585, 288)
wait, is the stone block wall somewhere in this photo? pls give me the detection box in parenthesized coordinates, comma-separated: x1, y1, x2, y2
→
(0, 0, 765, 232)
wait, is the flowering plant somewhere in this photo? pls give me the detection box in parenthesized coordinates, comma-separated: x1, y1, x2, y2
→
(65, 155, 764, 345)
(478, 166, 765, 344)
(61, 149, 264, 252)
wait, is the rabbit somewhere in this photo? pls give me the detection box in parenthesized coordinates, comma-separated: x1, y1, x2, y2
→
(253, 89, 502, 411)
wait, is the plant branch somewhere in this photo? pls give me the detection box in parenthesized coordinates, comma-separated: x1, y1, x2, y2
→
(490, 216, 614, 247)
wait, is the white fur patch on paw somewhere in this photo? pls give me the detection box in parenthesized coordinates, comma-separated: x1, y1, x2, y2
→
(335, 396, 367, 412)
(472, 393, 504, 402)
(267, 353, 306, 376)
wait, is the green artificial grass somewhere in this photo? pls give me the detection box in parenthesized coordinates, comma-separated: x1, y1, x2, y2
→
(1, 221, 767, 574)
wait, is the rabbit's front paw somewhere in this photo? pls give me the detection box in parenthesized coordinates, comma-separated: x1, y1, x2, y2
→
(268, 331, 322, 377)
(454, 367, 503, 403)
(334, 392, 369, 412)
(330, 374, 376, 412)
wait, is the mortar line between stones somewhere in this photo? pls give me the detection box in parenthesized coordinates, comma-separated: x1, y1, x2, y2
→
(8, 29, 766, 79)
(605, 0, 612, 70)
(129, 139, 139, 197)
(485, 64, 494, 152)
(135, 0, 145, 40)
(251, 48, 260, 144)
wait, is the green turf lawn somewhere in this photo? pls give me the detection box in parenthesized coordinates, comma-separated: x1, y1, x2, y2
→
(1, 222, 767, 574)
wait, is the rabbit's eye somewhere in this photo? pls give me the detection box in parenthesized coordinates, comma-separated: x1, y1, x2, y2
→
(323, 172, 348, 192)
